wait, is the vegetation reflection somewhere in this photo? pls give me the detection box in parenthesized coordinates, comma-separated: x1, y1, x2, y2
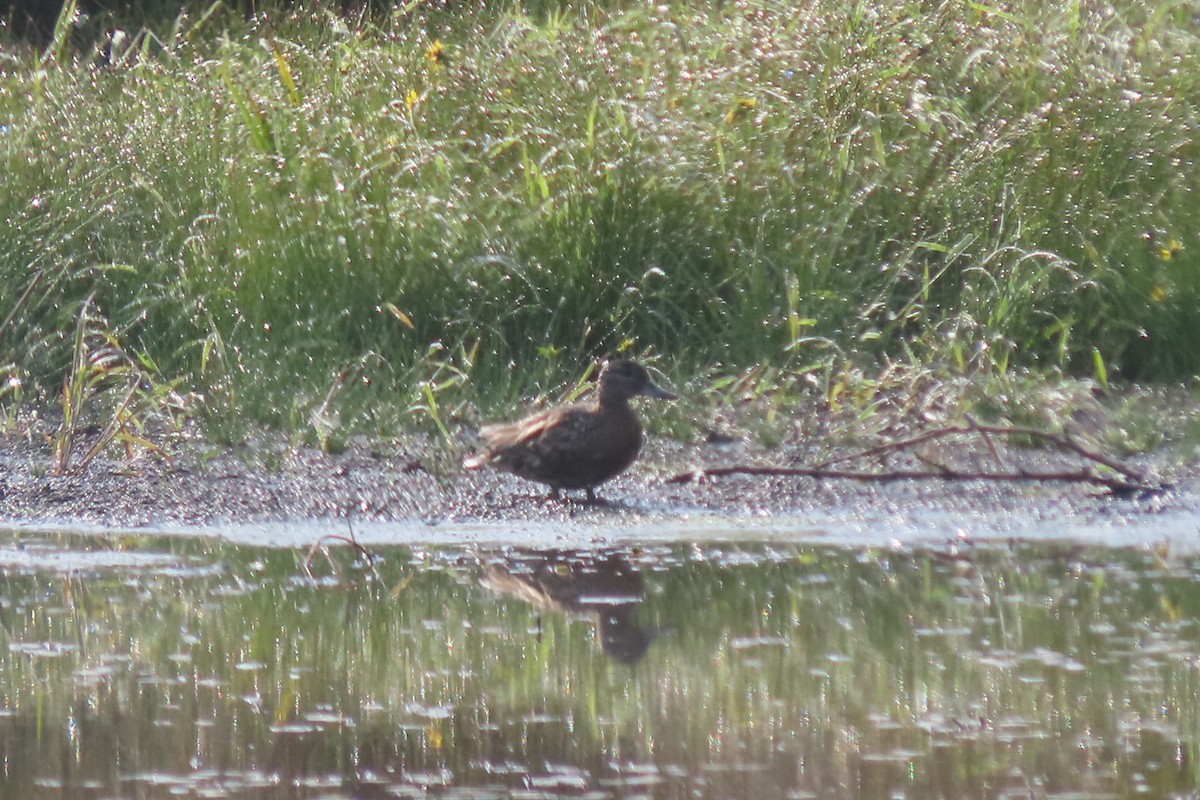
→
(0, 534, 1197, 798)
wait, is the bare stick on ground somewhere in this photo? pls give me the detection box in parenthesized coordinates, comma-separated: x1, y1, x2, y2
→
(666, 417, 1167, 498)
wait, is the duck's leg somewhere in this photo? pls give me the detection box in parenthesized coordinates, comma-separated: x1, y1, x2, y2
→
(549, 486, 562, 501)
(586, 487, 597, 503)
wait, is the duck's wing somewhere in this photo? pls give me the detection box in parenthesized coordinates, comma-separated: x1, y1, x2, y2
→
(463, 406, 571, 469)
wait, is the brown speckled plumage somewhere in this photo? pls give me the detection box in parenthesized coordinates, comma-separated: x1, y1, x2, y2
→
(464, 360, 676, 500)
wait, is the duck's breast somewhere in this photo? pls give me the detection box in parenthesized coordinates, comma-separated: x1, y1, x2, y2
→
(539, 404, 642, 488)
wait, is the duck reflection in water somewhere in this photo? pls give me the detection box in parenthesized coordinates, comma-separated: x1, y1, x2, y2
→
(481, 549, 663, 665)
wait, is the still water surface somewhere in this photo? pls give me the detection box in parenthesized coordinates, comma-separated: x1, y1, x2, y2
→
(0, 529, 1197, 798)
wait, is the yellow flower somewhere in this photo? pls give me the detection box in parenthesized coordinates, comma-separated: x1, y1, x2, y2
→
(1157, 238, 1183, 261)
(427, 720, 444, 749)
(426, 39, 447, 70)
(405, 89, 420, 109)
(725, 97, 757, 124)
(1150, 285, 1168, 303)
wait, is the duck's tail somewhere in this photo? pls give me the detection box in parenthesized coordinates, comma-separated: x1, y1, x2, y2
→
(462, 450, 492, 470)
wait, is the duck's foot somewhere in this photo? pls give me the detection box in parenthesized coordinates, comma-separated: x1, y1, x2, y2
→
(581, 489, 624, 508)
(543, 487, 613, 506)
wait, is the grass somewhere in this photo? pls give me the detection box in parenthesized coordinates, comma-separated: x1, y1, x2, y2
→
(0, 0, 1197, 450)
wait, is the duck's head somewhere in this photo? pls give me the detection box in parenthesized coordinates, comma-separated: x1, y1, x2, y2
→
(597, 359, 677, 403)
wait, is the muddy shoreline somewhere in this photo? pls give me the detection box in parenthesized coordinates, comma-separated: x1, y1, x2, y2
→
(1, 416, 1194, 545)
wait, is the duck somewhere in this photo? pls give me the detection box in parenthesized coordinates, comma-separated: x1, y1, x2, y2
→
(464, 359, 676, 501)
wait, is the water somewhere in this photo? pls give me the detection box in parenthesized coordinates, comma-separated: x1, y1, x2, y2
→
(0, 528, 1197, 798)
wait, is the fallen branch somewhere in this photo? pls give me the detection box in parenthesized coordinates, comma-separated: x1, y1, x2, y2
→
(668, 419, 1168, 498)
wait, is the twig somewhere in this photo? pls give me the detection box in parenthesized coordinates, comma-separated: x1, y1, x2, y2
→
(301, 518, 381, 582)
(969, 417, 1007, 469)
(963, 415, 1146, 483)
(666, 464, 1160, 496)
(809, 425, 960, 470)
(671, 420, 1167, 498)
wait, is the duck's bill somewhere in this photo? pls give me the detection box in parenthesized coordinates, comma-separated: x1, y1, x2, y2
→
(643, 381, 677, 400)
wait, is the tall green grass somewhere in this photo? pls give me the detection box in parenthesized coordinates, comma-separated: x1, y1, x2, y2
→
(1, 0, 1197, 441)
